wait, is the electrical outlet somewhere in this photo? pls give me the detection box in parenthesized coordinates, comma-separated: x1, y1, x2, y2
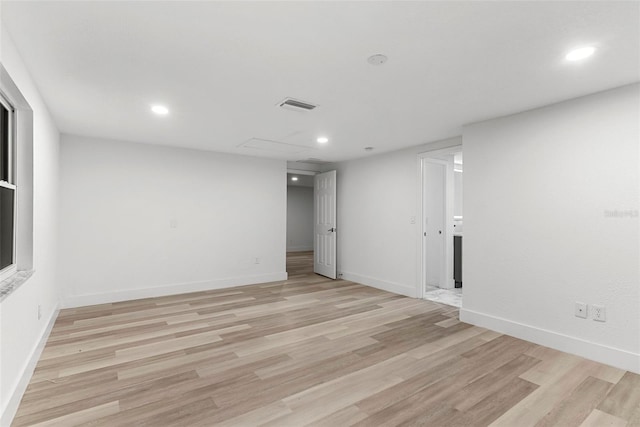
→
(254, 257, 260, 264)
(575, 302, 587, 319)
(592, 305, 606, 322)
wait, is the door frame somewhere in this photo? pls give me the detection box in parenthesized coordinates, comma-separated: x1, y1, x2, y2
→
(285, 168, 318, 272)
(416, 145, 462, 299)
(287, 168, 318, 177)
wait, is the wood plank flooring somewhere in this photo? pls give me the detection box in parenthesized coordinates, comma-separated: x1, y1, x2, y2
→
(12, 251, 640, 426)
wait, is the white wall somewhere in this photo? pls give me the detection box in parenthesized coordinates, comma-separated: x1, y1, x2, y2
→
(287, 186, 313, 252)
(333, 137, 462, 297)
(58, 135, 287, 307)
(0, 28, 60, 423)
(460, 84, 640, 373)
(453, 170, 463, 218)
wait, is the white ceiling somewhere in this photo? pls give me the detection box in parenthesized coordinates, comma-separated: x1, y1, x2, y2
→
(2, 1, 639, 162)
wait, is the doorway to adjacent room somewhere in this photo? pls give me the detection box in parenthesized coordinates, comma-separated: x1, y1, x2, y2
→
(419, 146, 463, 307)
(285, 169, 337, 280)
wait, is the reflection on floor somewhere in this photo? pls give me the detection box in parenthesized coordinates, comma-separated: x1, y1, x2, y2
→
(424, 285, 463, 308)
(288, 252, 464, 308)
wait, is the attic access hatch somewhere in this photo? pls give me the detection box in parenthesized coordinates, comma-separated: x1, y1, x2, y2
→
(278, 97, 318, 112)
(296, 158, 330, 165)
(239, 138, 312, 154)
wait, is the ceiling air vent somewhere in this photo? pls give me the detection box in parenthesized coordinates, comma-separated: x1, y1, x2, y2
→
(278, 97, 318, 112)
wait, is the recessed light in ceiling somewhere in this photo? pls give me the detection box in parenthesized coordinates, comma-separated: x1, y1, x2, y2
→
(291, 176, 299, 181)
(317, 137, 329, 144)
(565, 46, 596, 61)
(367, 54, 388, 65)
(151, 105, 169, 115)
(364, 147, 374, 151)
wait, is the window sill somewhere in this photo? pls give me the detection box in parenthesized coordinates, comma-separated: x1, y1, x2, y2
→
(0, 270, 35, 303)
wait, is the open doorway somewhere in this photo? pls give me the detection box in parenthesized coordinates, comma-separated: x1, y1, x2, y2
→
(286, 172, 315, 277)
(419, 146, 463, 307)
(285, 169, 338, 280)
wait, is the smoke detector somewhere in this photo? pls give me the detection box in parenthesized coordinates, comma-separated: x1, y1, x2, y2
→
(367, 54, 388, 65)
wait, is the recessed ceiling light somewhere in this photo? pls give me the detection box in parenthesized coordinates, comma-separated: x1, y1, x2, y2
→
(317, 137, 329, 144)
(565, 46, 596, 61)
(291, 176, 298, 181)
(151, 105, 169, 115)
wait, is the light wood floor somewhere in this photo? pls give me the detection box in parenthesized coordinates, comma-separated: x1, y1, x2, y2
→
(12, 251, 640, 426)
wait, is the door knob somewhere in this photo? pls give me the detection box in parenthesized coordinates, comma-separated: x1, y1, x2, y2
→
(328, 227, 336, 232)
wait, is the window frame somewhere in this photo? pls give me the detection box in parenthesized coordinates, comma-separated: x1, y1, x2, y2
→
(0, 91, 17, 281)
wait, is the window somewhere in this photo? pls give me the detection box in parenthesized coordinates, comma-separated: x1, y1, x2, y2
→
(0, 63, 34, 294)
(0, 93, 16, 280)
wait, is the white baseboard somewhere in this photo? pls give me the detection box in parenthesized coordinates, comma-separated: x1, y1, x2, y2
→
(1, 305, 59, 426)
(340, 271, 417, 298)
(286, 246, 313, 252)
(460, 308, 640, 374)
(62, 272, 288, 308)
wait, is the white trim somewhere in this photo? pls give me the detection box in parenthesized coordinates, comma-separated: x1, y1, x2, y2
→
(341, 271, 416, 298)
(0, 95, 17, 281)
(1, 305, 59, 426)
(286, 246, 313, 252)
(415, 156, 424, 299)
(0, 265, 17, 284)
(444, 159, 455, 289)
(0, 183, 17, 282)
(286, 168, 318, 176)
(0, 93, 15, 185)
(460, 308, 640, 374)
(0, 92, 13, 111)
(61, 272, 288, 308)
(417, 145, 463, 159)
(1, 63, 35, 273)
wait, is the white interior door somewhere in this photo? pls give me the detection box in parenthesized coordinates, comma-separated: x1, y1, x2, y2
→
(314, 170, 337, 279)
(423, 159, 446, 288)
